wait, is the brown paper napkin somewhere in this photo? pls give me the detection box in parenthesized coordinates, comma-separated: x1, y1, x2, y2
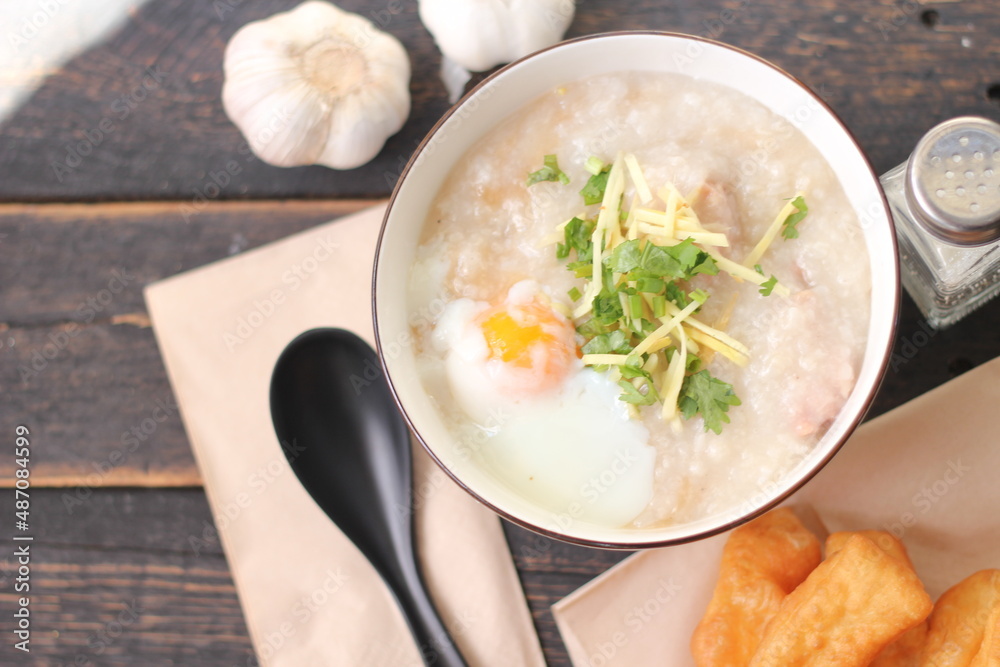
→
(145, 204, 545, 667)
(553, 356, 1000, 667)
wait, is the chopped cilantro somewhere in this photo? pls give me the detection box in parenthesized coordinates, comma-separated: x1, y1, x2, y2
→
(781, 196, 808, 239)
(678, 371, 742, 434)
(561, 217, 595, 261)
(576, 318, 611, 337)
(667, 349, 703, 373)
(606, 239, 642, 273)
(759, 275, 778, 296)
(537, 153, 755, 432)
(582, 330, 633, 356)
(619, 356, 651, 381)
(580, 168, 610, 205)
(665, 282, 690, 308)
(637, 239, 718, 281)
(592, 288, 624, 325)
(527, 154, 570, 187)
(618, 379, 660, 406)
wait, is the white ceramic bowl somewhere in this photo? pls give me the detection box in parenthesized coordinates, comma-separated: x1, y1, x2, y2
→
(373, 32, 898, 548)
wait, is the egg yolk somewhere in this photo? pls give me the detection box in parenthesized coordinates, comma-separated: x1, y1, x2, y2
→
(477, 301, 576, 393)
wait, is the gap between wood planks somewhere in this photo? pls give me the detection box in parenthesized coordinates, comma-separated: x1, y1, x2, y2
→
(0, 198, 376, 220)
(2, 198, 379, 490)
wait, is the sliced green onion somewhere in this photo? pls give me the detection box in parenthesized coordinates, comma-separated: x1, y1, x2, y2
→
(584, 156, 605, 175)
(652, 294, 667, 319)
(637, 277, 665, 293)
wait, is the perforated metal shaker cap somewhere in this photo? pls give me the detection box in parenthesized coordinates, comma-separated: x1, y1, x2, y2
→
(905, 116, 1000, 246)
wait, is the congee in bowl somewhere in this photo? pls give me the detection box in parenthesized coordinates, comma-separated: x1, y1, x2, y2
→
(374, 33, 897, 548)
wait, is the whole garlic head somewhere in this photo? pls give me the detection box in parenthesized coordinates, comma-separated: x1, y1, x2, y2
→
(418, 0, 576, 72)
(222, 1, 410, 170)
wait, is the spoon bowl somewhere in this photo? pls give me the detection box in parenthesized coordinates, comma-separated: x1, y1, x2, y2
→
(270, 328, 466, 667)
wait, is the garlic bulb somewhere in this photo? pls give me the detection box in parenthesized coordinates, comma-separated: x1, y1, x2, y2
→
(222, 1, 410, 170)
(418, 0, 576, 73)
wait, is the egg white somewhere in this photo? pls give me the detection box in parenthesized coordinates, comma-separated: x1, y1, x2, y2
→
(433, 284, 657, 528)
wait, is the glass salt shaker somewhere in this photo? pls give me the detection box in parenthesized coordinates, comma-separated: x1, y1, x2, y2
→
(880, 116, 1000, 328)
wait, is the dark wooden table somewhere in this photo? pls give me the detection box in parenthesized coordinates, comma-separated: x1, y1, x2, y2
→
(1, 1, 999, 664)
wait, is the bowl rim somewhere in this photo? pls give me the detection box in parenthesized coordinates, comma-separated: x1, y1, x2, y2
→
(372, 30, 900, 550)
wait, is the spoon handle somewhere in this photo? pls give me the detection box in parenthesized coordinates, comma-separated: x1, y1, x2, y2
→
(386, 545, 469, 667)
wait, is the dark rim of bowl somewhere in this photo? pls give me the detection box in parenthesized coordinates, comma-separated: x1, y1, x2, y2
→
(372, 30, 901, 550)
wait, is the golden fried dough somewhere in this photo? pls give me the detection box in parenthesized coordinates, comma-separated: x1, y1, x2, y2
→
(872, 622, 929, 667)
(690, 507, 821, 666)
(748, 534, 933, 667)
(827, 530, 915, 569)
(969, 603, 1000, 667)
(826, 531, 926, 666)
(921, 570, 1000, 667)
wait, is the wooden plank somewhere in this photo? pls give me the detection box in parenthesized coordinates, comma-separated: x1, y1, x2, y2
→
(0, 489, 622, 666)
(0, 200, 372, 487)
(1, 322, 198, 487)
(0, 199, 371, 325)
(1, 0, 999, 201)
(0, 489, 251, 666)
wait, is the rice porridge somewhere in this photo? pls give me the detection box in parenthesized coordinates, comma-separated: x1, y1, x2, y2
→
(406, 71, 871, 529)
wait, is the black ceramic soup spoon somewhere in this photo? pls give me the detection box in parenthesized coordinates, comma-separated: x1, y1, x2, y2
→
(269, 328, 467, 667)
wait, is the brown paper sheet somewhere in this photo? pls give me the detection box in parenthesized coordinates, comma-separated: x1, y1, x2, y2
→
(553, 356, 1000, 667)
(145, 204, 545, 667)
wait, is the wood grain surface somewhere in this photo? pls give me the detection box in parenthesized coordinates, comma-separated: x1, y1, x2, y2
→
(0, 0, 998, 202)
(0, 489, 626, 666)
(1, 0, 1000, 665)
(0, 201, 368, 486)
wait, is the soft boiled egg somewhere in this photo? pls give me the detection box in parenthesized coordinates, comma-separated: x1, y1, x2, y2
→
(433, 280, 656, 528)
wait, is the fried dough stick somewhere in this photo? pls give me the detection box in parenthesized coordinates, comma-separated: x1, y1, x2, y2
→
(690, 507, 821, 666)
(969, 603, 1000, 667)
(921, 569, 1000, 667)
(749, 534, 933, 667)
(826, 531, 927, 667)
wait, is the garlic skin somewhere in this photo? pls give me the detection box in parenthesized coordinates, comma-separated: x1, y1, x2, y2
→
(222, 1, 410, 170)
(418, 0, 576, 73)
